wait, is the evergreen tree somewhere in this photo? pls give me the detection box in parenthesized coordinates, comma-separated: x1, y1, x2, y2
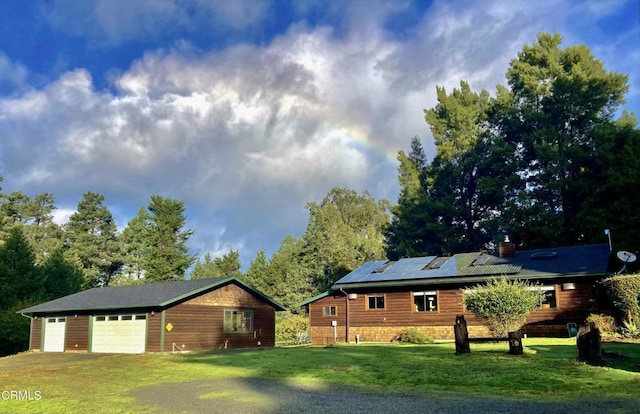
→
(118, 207, 150, 282)
(190, 250, 242, 279)
(243, 248, 272, 293)
(144, 195, 195, 282)
(0, 227, 43, 356)
(64, 192, 122, 287)
(41, 249, 84, 301)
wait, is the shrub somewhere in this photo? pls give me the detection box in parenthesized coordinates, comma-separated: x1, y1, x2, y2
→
(464, 277, 546, 337)
(276, 314, 310, 344)
(599, 274, 640, 324)
(620, 320, 640, 338)
(586, 314, 617, 335)
(394, 328, 433, 344)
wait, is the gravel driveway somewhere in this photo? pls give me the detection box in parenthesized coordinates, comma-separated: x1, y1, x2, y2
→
(131, 377, 639, 414)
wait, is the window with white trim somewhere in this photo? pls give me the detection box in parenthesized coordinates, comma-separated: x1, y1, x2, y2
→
(324, 306, 337, 316)
(224, 309, 254, 333)
(367, 294, 385, 310)
(527, 285, 557, 308)
(414, 291, 438, 312)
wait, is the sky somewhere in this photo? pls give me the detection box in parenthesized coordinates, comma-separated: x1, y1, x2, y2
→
(1, 0, 639, 271)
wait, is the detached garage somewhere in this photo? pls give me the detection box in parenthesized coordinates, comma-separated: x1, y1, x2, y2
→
(18, 277, 285, 354)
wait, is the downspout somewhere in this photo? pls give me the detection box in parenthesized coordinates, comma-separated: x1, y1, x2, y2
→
(339, 288, 349, 343)
(20, 313, 33, 351)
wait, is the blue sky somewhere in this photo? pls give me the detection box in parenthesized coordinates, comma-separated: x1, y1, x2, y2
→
(1, 0, 639, 271)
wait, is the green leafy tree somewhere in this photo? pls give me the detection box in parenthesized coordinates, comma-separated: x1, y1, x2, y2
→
(269, 236, 314, 313)
(304, 187, 390, 289)
(144, 195, 195, 282)
(464, 278, 546, 337)
(191, 250, 242, 279)
(64, 192, 122, 287)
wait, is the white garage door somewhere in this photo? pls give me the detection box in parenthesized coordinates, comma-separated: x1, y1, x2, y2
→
(92, 314, 147, 353)
(43, 317, 66, 352)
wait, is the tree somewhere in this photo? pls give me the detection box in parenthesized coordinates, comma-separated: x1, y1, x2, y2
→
(64, 192, 122, 287)
(386, 137, 442, 259)
(118, 207, 150, 282)
(464, 278, 546, 337)
(41, 249, 84, 301)
(22, 193, 64, 264)
(269, 236, 315, 313)
(243, 248, 272, 293)
(191, 250, 242, 279)
(144, 195, 195, 282)
(497, 32, 629, 248)
(304, 188, 390, 289)
(0, 227, 43, 356)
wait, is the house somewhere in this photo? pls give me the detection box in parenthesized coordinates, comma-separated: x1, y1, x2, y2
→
(18, 277, 286, 353)
(300, 242, 612, 344)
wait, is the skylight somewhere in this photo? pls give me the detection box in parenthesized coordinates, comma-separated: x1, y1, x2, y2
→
(424, 257, 448, 270)
(471, 255, 491, 266)
(530, 252, 558, 260)
(373, 261, 395, 273)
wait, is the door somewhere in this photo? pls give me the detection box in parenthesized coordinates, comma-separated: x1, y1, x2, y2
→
(92, 314, 147, 353)
(43, 317, 66, 352)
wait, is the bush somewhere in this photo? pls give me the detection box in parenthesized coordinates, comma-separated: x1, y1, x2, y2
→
(586, 314, 617, 335)
(620, 320, 640, 338)
(394, 328, 433, 344)
(599, 274, 640, 324)
(464, 277, 546, 337)
(276, 314, 310, 344)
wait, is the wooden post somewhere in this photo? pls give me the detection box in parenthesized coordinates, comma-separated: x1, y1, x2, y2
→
(577, 322, 603, 366)
(454, 315, 470, 354)
(508, 331, 523, 355)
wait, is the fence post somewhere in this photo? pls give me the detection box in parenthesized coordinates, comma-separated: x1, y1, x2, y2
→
(508, 331, 523, 355)
(454, 315, 470, 354)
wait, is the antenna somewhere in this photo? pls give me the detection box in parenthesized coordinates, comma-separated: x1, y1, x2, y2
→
(615, 250, 637, 274)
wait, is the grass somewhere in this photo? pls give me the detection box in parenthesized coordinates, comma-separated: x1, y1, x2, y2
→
(0, 338, 638, 413)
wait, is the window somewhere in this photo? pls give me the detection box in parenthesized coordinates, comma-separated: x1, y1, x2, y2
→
(367, 294, 385, 310)
(121, 315, 133, 321)
(373, 261, 395, 273)
(224, 309, 254, 333)
(471, 255, 491, 266)
(424, 257, 448, 270)
(540, 286, 557, 308)
(324, 306, 337, 316)
(414, 291, 438, 312)
(95, 316, 106, 322)
(108, 316, 118, 321)
(135, 315, 146, 320)
(529, 285, 557, 308)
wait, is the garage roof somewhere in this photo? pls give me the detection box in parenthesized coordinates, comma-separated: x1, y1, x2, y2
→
(18, 277, 286, 315)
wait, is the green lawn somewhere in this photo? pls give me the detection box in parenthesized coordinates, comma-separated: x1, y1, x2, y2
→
(0, 338, 638, 413)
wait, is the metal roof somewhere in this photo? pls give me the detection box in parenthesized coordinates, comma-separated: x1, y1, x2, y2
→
(332, 244, 611, 289)
(18, 277, 286, 315)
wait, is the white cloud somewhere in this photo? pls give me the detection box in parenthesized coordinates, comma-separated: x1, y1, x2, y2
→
(0, 53, 28, 90)
(2, 0, 638, 268)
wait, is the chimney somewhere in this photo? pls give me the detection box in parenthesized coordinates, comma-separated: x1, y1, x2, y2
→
(499, 235, 515, 258)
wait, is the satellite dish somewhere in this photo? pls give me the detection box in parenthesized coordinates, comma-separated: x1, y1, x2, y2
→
(616, 251, 637, 274)
(617, 251, 637, 263)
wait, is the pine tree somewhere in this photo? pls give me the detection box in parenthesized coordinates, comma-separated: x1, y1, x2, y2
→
(144, 195, 195, 282)
(64, 192, 122, 287)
